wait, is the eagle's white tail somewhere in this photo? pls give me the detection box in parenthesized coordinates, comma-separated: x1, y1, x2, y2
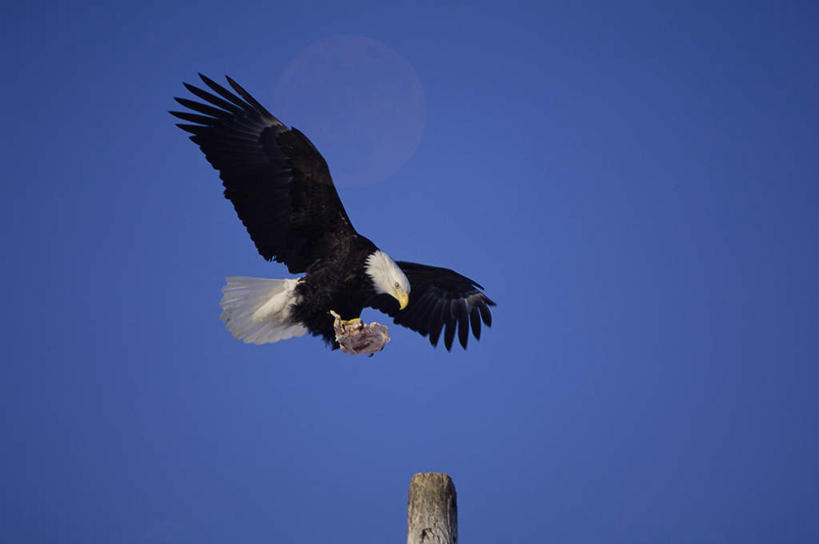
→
(219, 276, 308, 344)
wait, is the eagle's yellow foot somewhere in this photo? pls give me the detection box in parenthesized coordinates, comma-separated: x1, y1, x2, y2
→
(329, 311, 363, 330)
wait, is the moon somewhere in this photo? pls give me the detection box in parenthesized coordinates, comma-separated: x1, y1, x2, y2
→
(274, 35, 427, 188)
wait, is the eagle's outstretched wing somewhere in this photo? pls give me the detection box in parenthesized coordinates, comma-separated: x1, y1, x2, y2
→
(368, 262, 495, 350)
(171, 74, 356, 273)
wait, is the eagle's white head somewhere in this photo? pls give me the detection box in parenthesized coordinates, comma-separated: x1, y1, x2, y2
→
(366, 250, 411, 310)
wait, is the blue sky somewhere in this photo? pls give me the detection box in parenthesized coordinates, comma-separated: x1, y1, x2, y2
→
(2, 1, 818, 542)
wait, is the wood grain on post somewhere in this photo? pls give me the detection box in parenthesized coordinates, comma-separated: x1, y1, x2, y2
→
(407, 473, 458, 544)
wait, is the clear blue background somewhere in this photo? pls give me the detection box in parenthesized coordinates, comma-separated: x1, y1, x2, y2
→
(2, 1, 818, 542)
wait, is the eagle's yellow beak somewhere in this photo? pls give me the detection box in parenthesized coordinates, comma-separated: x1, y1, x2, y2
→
(394, 289, 409, 310)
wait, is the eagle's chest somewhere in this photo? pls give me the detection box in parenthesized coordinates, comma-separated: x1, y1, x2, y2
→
(298, 258, 371, 310)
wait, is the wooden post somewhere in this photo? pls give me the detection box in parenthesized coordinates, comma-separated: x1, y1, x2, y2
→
(407, 473, 458, 544)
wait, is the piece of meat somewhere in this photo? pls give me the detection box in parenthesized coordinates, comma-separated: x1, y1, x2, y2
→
(330, 311, 391, 355)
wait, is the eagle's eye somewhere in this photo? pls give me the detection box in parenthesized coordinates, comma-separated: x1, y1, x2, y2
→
(394, 281, 400, 289)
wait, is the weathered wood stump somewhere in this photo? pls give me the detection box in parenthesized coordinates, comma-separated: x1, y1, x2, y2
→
(407, 473, 457, 544)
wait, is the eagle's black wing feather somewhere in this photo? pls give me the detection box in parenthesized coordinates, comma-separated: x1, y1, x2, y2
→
(171, 74, 356, 273)
(368, 262, 495, 350)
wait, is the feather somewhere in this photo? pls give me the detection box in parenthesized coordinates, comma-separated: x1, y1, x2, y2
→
(183, 83, 244, 115)
(470, 306, 482, 340)
(198, 73, 249, 110)
(226, 75, 275, 119)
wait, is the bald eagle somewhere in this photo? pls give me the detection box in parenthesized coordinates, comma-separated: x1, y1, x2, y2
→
(171, 74, 495, 351)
